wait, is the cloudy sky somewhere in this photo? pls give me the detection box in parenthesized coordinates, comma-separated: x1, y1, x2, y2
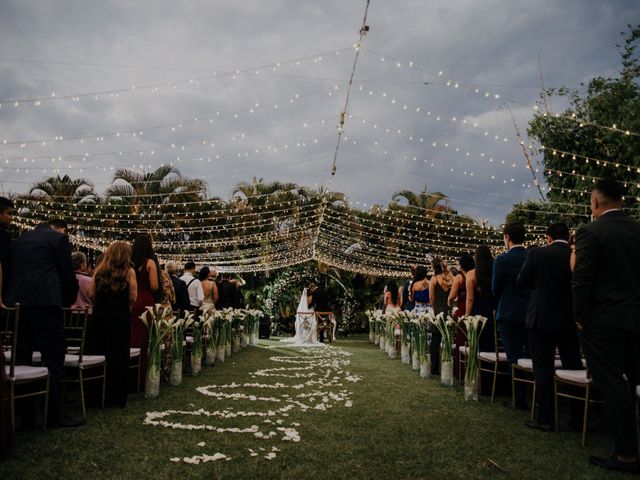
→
(0, 0, 637, 225)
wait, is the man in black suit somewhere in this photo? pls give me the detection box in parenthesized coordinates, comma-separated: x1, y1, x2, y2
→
(573, 180, 640, 474)
(217, 273, 239, 309)
(517, 223, 583, 431)
(6, 221, 80, 428)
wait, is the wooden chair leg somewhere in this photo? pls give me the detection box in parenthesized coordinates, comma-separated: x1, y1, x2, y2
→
(79, 369, 87, 422)
(530, 380, 536, 422)
(490, 362, 498, 404)
(581, 384, 590, 447)
(43, 375, 50, 431)
(554, 378, 559, 432)
(101, 365, 107, 409)
(511, 365, 516, 409)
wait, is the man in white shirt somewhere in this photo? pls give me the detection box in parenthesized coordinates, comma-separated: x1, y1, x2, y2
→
(179, 261, 203, 311)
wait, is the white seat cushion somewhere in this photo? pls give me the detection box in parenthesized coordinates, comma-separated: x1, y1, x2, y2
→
(459, 346, 468, 355)
(130, 347, 141, 358)
(555, 369, 590, 384)
(3, 351, 10, 362)
(636, 385, 640, 398)
(64, 354, 106, 368)
(186, 336, 194, 344)
(4, 350, 43, 364)
(5, 365, 49, 381)
(517, 358, 564, 369)
(479, 351, 508, 362)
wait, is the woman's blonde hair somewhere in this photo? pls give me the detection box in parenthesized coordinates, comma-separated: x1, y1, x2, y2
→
(431, 256, 454, 290)
(94, 241, 131, 292)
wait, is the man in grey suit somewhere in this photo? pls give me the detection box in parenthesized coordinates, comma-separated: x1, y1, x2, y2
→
(573, 179, 640, 474)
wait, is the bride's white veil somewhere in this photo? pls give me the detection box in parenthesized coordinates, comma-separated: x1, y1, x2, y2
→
(297, 288, 309, 313)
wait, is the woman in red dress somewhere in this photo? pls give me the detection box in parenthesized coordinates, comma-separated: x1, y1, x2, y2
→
(130, 235, 159, 388)
(448, 254, 475, 379)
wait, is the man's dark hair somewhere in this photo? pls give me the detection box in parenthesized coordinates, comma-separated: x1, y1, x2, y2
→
(221, 272, 232, 280)
(0, 197, 15, 214)
(546, 222, 570, 241)
(503, 222, 526, 244)
(184, 261, 196, 271)
(48, 218, 68, 230)
(594, 179, 624, 203)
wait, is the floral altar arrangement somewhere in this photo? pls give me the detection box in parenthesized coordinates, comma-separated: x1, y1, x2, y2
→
(140, 304, 176, 398)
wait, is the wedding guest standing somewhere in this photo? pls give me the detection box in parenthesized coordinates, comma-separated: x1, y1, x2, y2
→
(180, 262, 203, 312)
(429, 257, 453, 375)
(573, 180, 640, 474)
(401, 265, 416, 311)
(465, 245, 496, 352)
(167, 261, 190, 312)
(90, 242, 137, 407)
(199, 266, 218, 314)
(130, 234, 159, 387)
(492, 223, 531, 410)
(449, 254, 475, 378)
(7, 222, 80, 427)
(410, 266, 430, 312)
(71, 251, 93, 313)
(384, 280, 402, 314)
(517, 223, 583, 431)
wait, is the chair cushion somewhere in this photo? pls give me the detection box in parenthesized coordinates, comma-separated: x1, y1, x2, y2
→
(5, 365, 49, 381)
(4, 350, 43, 364)
(130, 348, 141, 358)
(517, 358, 564, 369)
(555, 369, 590, 384)
(636, 385, 640, 398)
(64, 354, 106, 368)
(478, 351, 508, 362)
(186, 336, 194, 344)
(458, 346, 468, 355)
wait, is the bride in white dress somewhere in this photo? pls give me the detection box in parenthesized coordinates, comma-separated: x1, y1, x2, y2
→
(280, 288, 323, 346)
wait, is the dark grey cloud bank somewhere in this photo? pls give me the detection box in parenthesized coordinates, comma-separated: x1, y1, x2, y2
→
(0, 0, 637, 224)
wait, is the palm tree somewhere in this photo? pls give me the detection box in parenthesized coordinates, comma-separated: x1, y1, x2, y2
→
(105, 165, 206, 213)
(29, 175, 98, 204)
(390, 187, 450, 219)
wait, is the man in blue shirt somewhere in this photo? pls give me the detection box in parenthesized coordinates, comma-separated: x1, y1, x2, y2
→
(492, 222, 531, 410)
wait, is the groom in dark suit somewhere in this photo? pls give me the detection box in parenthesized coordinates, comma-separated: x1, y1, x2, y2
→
(517, 223, 582, 431)
(7, 222, 80, 428)
(573, 180, 640, 474)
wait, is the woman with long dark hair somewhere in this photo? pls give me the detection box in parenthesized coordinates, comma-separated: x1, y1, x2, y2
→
(409, 265, 430, 312)
(465, 245, 496, 352)
(90, 241, 137, 407)
(199, 266, 218, 314)
(130, 234, 159, 388)
(384, 280, 401, 314)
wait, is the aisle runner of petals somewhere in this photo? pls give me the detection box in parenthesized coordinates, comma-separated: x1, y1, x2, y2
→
(143, 346, 362, 464)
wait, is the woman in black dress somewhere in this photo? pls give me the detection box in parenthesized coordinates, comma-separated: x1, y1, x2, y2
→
(90, 242, 137, 407)
(465, 245, 496, 352)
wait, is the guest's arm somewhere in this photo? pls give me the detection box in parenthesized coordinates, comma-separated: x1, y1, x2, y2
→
(212, 282, 219, 304)
(465, 271, 475, 315)
(128, 268, 138, 307)
(147, 259, 159, 292)
(56, 235, 79, 307)
(428, 277, 436, 306)
(448, 275, 461, 306)
(492, 257, 506, 300)
(572, 227, 598, 327)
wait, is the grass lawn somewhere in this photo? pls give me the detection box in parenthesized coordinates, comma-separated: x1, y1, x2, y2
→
(0, 335, 627, 480)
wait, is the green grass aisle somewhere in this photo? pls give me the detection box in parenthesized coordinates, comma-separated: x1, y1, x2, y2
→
(0, 336, 624, 479)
